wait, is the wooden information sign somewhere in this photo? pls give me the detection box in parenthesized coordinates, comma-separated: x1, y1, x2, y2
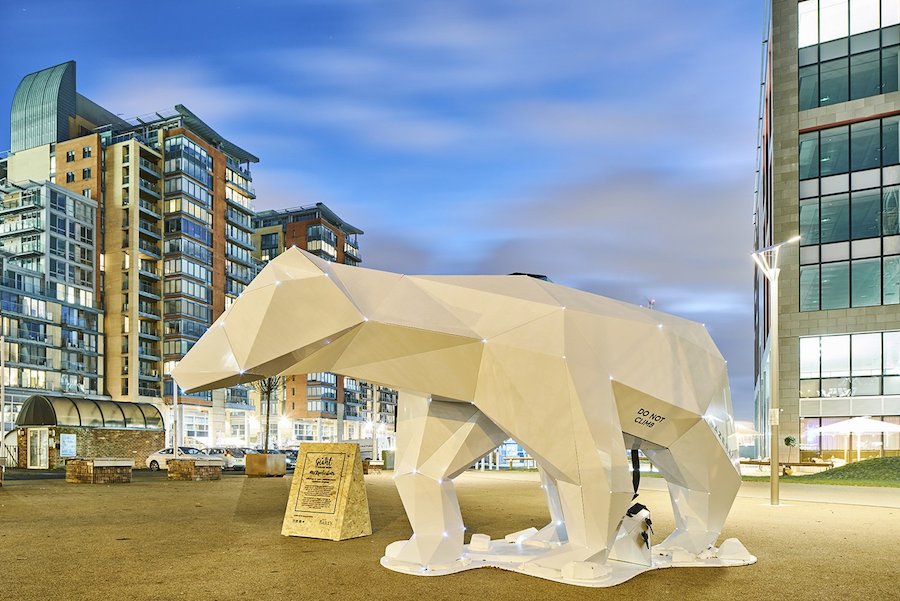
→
(281, 442, 372, 541)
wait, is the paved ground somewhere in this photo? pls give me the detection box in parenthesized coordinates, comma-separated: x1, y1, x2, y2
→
(1, 469, 897, 600)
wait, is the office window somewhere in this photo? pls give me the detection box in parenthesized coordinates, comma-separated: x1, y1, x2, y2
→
(821, 261, 850, 309)
(885, 255, 900, 304)
(820, 193, 850, 242)
(850, 50, 881, 99)
(66, 150, 75, 162)
(82, 146, 91, 159)
(799, 132, 820, 180)
(851, 258, 880, 307)
(799, 65, 820, 110)
(82, 168, 91, 180)
(800, 265, 821, 311)
(820, 126, 850, 174)
(82, 189, 91, 199)
(820, 58, 850, 105)
(850, 120, 880, 171)
(66, 172, 75, 183)
(850, 189, 880, 238)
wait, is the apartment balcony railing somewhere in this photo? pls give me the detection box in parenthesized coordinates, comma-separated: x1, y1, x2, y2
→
(138, 157, 161, 178)
(0, 217, 43, 236)
(138, 369, 161, 380)
(138, 346, 161, 360)
(226, 156, 253, 179)
(12, 356, 55, 369)
(138, 386, 161, 398)
(0, 195, 42, 213)
(139, 178, 160, 198)
(64, 340, 97, 353)
(139, 199, 162, 219)
(139, 263, 160, 279)
(225, 209, 253, 231)
(139, 327, 160, 340)
(344, 242, 361, 260)
(138, 220, 162, 238)
(137, 301, 160, 318)
(138, 240, 161, 258)
(4, 328, 57, 346)
(1, 302, 53, 322)
(138, 282, 161, 299)
(227, 178, 255, 197)
(60, 360, 90, 373)
(3, 241, 43, 256)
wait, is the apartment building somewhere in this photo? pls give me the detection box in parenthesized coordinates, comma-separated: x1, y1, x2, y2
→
(4, 61, 257, 447)
(252, 204, 397, 452)
(754, 1, 900, 461)
(0, 180, 105, 434)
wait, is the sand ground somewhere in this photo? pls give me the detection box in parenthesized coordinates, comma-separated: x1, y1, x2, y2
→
(1, 470, 897, 601)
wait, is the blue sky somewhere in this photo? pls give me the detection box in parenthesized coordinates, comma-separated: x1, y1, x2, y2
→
(1, 0, 765, 418)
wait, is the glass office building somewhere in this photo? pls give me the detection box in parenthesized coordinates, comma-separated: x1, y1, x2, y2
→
(754, 0, 900, 462)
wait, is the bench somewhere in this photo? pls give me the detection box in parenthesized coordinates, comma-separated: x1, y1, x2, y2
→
(740, 459, 834, 475)
(168, 458, 223, 481)
(505, 456, 536, 469)
(66, 458, 135, 484)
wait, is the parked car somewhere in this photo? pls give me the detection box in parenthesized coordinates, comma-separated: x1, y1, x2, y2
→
(146, 447, 208, 471)
(284, 449, 298, 471)
(253, 448, 294, 470)
(205, 447, 246, 470)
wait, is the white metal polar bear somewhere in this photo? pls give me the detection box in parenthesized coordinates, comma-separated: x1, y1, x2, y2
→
(173, 248, 755, 587)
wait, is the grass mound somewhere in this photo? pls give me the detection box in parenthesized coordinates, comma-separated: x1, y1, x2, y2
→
(799, 456, 900, 483)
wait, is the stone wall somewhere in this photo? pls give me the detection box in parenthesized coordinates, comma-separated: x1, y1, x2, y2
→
(16, 427, 164, 469)
(168, 459, 221, 481)
(65, 459, 133, 484)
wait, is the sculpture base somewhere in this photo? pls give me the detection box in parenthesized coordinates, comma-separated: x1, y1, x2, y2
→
(380, 537, 756, 588)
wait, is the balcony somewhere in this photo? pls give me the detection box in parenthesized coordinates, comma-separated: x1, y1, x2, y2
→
(226, 178, 255, 198)
(3, 241, 43, 256)
(64, 340, 97, 353)
(225, 209, 254, 231)
(138, 369, 161, 381)
(226, 156, 253, 179)
(0, 194, 42, 214)
(61, 361, 90, 373)
(139, 263, 161, 280)
(138, 346, 161, 361)
(138, 157, 161, 178)
(12, 355, 55, 369)
(344, 241, 361, 261)
(138, 220, 162, 238)
(138, 282, 161, 300)
(139, 326, 160, 341)
(5, 328, 57, 346)
(138, 239, 161, 259)
(1, 302, 53, 322)
(138, 386, 161, 398)
(139, 199, 162, 219)
(138, 301, 160, 319)
(226, 229, 255, 251)
(138, 178, 160, 199)
(0, 217, 43, 236)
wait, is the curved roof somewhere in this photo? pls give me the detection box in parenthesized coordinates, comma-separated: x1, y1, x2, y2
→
(15, 395, 164, 430)
(10, 61, 76, 153)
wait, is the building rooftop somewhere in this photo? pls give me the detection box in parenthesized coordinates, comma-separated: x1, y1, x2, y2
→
(254, 202, 363, 235)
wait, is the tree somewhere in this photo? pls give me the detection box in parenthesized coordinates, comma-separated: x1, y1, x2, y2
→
(251, 376, 285, 452)
(784, 435, 797, 463)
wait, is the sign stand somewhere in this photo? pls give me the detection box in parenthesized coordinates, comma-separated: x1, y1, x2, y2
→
(282, 442, 372, 541)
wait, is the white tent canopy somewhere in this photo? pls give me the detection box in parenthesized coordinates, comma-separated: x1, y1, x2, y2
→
(812, 417, 900, 462)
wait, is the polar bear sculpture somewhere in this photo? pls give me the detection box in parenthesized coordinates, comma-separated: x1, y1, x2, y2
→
(173, 248, 754, 587)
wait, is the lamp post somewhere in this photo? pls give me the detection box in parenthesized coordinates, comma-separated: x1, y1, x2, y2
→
(752, 235, 800, 506)
(1, 334, 6, 467)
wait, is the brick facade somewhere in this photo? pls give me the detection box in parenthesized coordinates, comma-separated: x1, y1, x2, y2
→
(65, 459, 133, 484)
(16, 426, 164, 469)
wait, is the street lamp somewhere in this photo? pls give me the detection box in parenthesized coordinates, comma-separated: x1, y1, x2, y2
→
(752, 235, 800, 506)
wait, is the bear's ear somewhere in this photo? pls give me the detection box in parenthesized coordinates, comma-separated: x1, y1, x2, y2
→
(243, 248, 326, 294)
